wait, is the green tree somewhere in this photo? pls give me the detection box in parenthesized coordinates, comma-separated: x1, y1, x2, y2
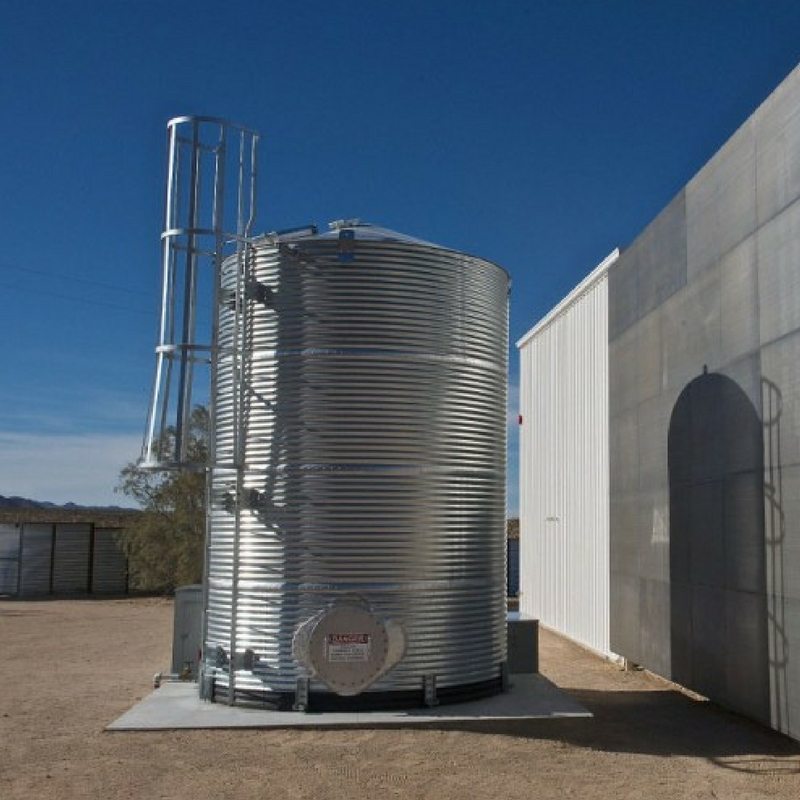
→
(116, 406, 208, 592)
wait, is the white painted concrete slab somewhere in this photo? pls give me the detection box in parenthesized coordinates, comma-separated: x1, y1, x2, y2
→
(107, 674, 590, 731)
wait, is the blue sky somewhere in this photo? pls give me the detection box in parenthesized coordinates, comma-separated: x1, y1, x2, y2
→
(1, 1, 799, 509)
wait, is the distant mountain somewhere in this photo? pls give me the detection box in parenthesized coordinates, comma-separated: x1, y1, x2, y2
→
(0, 495, 130, 512)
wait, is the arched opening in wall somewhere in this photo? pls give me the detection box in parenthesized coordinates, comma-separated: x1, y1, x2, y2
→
(668, 369, 770, 724)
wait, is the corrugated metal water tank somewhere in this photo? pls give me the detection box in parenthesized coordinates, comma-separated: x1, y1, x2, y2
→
(204, 221, 509, 708)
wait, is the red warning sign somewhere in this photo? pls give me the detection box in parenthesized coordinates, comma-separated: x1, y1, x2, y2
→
(326, 633, 371, 662)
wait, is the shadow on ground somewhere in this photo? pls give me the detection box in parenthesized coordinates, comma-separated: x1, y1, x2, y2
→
(417, 688, 800, 774)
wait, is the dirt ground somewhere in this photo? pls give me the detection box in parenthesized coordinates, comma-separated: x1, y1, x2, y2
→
(1, 599, 798, 800)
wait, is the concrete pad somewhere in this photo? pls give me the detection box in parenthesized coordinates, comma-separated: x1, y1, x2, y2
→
(107, 674, 591, 731)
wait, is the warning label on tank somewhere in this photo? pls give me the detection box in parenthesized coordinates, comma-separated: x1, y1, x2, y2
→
(326, 633, 371, 662)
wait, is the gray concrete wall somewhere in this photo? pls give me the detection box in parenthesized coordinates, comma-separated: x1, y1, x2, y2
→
(609, 63, 800, 739)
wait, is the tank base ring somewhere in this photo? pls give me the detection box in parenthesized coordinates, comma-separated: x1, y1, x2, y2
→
(210, 672, 507, 712)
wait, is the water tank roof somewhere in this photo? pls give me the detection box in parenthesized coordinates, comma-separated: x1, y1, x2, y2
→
(263, 220, 437, 247)
(258, 220, 508, 277)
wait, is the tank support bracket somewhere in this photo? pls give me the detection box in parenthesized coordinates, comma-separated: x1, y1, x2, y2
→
(500, 661, 510, 692)
(293, 677, 310, 712)
(423, 674, 438, 707)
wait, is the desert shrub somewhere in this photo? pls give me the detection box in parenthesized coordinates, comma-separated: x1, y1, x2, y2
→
(116, 406, 207, 592)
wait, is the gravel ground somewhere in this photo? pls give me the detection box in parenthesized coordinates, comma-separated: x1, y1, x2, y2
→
(1, 597, 798, 799)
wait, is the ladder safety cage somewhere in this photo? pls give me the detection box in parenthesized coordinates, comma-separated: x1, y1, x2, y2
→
(141, 115, 259, 471)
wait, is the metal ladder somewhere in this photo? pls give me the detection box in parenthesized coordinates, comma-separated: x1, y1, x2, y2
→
(141, 115, 260, 705)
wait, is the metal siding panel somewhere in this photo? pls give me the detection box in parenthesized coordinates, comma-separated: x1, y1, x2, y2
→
(0, 524, 21, 558)
(91, 529, 128, 594)
(19, 524, 53, 596)
(506, 538, 519, 597)
(0, 524, 21, 595)
(52, 524, 91, 594)
(519, 268, 611, 656)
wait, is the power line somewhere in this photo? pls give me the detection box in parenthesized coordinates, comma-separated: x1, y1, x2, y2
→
(0, 260, 156, 298)
(0, 260, 217, 324)
(0, 280, 157, 317)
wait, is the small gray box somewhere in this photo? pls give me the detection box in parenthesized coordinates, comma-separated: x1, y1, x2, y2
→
(507, 618, 538, 674)
(172, 585, 203, 677)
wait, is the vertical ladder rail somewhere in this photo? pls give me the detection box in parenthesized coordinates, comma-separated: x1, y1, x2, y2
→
(227, 128, 259, 704)
(228, 130, 246, 703)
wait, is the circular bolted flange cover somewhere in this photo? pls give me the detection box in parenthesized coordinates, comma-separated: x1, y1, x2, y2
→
(292, 597, 406, 696)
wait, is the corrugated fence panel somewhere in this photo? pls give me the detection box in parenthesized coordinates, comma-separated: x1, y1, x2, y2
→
(91, 529, 127, 594)
(0, 524, 21, 595)
(19, 524, 53, 596)
(52, 523, 90, 594)
(506, 538, 520, 597)
(518, 255, 614, 657)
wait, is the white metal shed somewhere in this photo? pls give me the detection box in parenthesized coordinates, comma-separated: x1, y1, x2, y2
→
(517, 250, 618, 659)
